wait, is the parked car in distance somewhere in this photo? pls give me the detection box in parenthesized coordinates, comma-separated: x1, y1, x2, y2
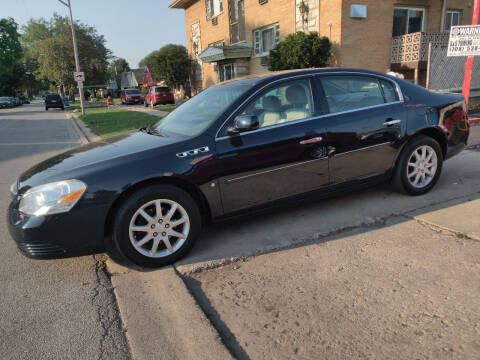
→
(0, 97, 14, 108)
(121, 89, 144, 105)
(45, 94, 64, 111)
(144, 86, 175, 107)
(13, 97, 22, 106)
(8, 68, 470, 268)
(20, 95, 30, 104)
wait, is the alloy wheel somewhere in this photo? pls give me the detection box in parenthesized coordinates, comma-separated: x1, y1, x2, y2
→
(406, 145, 438, 188)
(128, 199, 190, 258)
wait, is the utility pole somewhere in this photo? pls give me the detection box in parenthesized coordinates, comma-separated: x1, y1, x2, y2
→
(58, 0, 85, 115)
(462, 0, 480, 107)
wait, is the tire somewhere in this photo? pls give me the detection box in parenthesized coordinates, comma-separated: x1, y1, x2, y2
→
(61, 107, 64, 110)
(45, 107, 48, 111)
(392, 135, 443, 195)
(144, 99, 148, 107)
(112, 184, 201, 268)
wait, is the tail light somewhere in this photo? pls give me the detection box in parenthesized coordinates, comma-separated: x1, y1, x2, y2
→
(440, 100, 469, 138)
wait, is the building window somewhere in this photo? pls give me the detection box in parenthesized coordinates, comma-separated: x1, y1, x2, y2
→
(253, 24, 280, 57)
(392, 7, 425, 36)
(206, 0, 223, 19)
(229, 0, 246, 44)
(218, 63, 236, 82)
(444, 10, 461, 32)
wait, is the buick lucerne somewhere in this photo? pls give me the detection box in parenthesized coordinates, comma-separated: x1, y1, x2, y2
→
(7, 69, 470, 267)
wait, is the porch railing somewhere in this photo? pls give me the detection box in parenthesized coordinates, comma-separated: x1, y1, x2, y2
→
(391, 32, 449, 67)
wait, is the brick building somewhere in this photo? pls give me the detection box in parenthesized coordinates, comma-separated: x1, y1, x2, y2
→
(169, 0, 474, 90)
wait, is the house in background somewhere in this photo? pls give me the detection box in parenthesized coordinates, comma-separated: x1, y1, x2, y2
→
(169, 0, 474, 91)
(107, 66, 156, 91)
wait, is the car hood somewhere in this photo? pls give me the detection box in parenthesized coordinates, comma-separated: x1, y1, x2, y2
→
(18, 130, 183, 191)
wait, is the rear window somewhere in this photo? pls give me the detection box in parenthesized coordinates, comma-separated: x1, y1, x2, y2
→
(125, 89, 141, 95)
(46, 94, 61, 101)
(155, 87, 171, 93)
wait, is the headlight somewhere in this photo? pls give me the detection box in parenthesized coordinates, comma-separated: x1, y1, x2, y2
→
(19, 180, 87, 217)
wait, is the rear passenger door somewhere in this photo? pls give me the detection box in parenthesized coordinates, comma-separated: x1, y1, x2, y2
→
(317, 74, 407, 183)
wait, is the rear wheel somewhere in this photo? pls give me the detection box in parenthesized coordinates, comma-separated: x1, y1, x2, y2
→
(45, 107, 48, 111)
(144, 99, 148, 107)
(393, 135, 443, 195)
(112, 184, 201, 268)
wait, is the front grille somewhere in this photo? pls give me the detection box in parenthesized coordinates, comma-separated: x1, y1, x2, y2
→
(18, 243, 65, 257)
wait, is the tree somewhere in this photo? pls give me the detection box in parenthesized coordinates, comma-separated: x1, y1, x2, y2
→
(139, 45, 191, 87)
(22, 14, 110, 94)
(0, 18, 23, 95)
(268, 32, 331, 71)
(108, 57, 130, 75)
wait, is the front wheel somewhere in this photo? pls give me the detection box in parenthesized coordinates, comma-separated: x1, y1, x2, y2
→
(392, 135, 443, 195)
(112, 184, 201, 268)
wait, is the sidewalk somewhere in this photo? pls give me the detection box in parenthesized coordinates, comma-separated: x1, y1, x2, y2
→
(186, 197, 480, 359)
(121, 105, 169, 118)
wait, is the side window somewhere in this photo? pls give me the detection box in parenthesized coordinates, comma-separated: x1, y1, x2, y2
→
(240, 79, 313, 128)
(379, 79, 399, 103)
(320, 76, 385, 114)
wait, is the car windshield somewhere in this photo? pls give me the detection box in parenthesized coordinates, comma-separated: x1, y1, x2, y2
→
(154, 81, 252, 137)
(0, 97, 10, 100)
(126, 89, 141, 95)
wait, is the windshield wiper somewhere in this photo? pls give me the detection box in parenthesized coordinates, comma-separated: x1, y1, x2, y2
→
(139, 126, 164, 137)
(139, 126, 154, 135)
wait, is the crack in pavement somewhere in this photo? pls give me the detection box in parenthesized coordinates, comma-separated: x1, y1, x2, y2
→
(92, 255, 131, 360)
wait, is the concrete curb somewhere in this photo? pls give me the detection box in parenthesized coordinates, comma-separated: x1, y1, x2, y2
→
(107, 261, 234, 360)
(67, 112, 102, 143)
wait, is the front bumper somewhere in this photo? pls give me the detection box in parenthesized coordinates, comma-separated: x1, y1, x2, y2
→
(125, 98, 144, 104)
(7, 198, 106, 259)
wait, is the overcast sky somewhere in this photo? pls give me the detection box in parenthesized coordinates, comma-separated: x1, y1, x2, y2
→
(3, 0, 187, 67)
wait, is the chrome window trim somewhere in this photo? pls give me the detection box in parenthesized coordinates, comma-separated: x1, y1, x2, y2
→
(214, 71, 404, 140)
(225, 156, 328, 184)
(215, 100, 403, 141)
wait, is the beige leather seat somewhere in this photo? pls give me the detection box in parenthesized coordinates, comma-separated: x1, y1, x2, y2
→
(260, 96, 282, 127)
(285, 85, 310, 122)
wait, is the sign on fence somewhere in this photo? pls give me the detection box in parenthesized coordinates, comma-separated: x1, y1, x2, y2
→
(447, 25, 480, 56)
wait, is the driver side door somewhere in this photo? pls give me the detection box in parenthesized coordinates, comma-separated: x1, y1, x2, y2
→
(213, 77, 330, 214)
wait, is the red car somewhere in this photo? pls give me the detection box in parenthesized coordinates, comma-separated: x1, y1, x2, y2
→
(144, 86, 175, 107)
(121, 89, 144, 105)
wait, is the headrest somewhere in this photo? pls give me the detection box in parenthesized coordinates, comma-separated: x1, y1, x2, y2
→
(286, 85, 308, 105)
(262, 96, 282, 112)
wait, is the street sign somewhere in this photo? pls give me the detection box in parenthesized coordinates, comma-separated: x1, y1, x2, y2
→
(447, 25, 480, 56)
(77, 81, 83, 89)
(73, 71, 85, 82)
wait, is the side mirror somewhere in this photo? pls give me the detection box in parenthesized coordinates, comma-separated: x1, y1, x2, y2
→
(227, 115, 259, 135)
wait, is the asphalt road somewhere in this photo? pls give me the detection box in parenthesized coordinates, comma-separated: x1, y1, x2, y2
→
(0, 102, 130, 360)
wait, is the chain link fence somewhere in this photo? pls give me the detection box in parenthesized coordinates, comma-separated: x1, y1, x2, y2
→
(429, 46, 480, 92)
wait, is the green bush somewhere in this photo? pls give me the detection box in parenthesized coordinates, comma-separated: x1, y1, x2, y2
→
(268, 32, 332, 71)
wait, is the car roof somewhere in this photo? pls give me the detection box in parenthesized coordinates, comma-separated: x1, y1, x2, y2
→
(218, 68, 399, 87)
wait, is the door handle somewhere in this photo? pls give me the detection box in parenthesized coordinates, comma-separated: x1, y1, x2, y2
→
(300, 136, 323, 145)
(383, 119, 401, 126)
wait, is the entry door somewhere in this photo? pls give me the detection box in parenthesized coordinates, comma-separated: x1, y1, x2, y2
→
(214, 78, 329, 213)
(317, 75, 407, 183)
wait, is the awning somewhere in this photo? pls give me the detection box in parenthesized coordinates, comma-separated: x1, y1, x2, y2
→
(199, 44, 252, 63)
